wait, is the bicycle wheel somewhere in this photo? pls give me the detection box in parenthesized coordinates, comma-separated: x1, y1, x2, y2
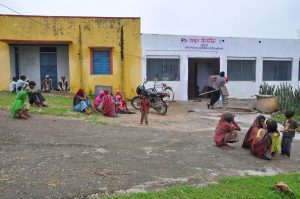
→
(153, 100, 167, 115)
(131, 96, 141, 110)
(163, 88, 174, 102)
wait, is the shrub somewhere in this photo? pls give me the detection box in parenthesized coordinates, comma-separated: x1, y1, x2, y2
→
(259, 82, 300, 114)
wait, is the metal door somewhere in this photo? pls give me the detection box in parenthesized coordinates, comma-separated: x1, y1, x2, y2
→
(40, 52, 58, 89)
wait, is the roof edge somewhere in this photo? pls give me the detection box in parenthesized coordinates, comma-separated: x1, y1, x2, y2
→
(0, 14, 140, 20)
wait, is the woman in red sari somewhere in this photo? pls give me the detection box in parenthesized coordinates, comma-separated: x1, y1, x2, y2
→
(242, 115, 266, 149)
(214, 112, 241, 148)
(102, 90, 117, 117)
(251, 119, 278, 160)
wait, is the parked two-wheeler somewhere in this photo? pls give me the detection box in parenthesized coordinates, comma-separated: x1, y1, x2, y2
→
(131, 80, 168, 115)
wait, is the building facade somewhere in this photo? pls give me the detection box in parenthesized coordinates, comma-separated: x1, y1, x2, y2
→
(142, 33, 300, 100)
(0, 14, 141, 98)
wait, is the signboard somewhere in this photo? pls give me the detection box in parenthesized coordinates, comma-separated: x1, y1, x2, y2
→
(180, 36, 227, 51)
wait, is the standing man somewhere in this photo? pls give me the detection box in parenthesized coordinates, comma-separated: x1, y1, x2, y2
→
(207, 71, 226, 109)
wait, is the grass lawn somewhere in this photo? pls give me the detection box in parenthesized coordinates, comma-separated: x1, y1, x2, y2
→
(88, 173, 300, 199)
(0, 92, 111, 124)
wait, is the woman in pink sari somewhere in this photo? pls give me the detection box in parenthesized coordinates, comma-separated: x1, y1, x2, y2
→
(94, 90, 105, 112)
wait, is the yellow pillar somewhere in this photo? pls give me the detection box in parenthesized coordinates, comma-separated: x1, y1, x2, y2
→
(0, 42, 10, 91)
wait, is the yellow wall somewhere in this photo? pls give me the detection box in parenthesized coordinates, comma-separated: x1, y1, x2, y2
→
(0, 15, 141, 98)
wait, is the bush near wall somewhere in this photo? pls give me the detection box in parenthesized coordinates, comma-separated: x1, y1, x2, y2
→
(259, 82, 300, 114)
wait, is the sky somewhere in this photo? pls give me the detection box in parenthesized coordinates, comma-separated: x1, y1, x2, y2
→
(0, 0, 299, 39)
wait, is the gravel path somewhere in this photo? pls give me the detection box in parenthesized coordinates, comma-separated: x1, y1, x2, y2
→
(0, 99, 299, 198)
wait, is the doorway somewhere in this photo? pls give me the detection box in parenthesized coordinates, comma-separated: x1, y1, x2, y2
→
(40, 47, 58, 89)
(188, 58, 220, 100)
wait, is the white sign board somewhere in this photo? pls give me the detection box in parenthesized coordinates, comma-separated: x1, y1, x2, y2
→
(180, 36, 227, 51)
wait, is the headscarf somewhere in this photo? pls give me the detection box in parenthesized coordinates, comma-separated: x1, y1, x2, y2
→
(11, 90, 28, 118)
(94, 90, 105, 107)
(253, 115, 266, 129)
(73, 89, 85, 106)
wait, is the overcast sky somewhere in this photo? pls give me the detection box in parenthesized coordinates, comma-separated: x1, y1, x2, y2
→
(0, 0, 299, 39)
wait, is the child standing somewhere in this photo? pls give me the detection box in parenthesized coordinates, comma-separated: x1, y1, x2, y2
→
(281, 110, 298, 157)
(140, 94, 150, 124)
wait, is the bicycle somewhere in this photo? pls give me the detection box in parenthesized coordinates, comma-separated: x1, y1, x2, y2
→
(149, 81, 175, 103)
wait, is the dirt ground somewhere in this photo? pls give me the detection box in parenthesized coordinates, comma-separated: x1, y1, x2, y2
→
(0, 99, 300, 199)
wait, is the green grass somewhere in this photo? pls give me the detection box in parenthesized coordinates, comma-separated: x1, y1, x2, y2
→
(88, 173, 300, 199)
(0, 92, 111, 124)
(272, 113, 300, 132)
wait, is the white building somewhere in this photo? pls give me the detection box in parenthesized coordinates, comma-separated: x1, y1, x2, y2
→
(141, 33, 300, 100)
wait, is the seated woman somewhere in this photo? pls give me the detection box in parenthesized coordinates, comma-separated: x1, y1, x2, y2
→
(73, 89, 94, 115)
(115, 89, 128, 113)
(251, 119, 279, 160)
(10, 90, 31, 119)
(242, 115, 266, 149)
(214, 112, 241, 148)
(102, 90, 116, 117)
(94, 90, 105, 112)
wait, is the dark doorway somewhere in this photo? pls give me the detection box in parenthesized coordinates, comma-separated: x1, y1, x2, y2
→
(188, 58, 220, 100)
(40, 47, 58, 89)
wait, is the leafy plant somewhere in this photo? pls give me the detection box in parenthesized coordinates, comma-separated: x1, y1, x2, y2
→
(259, 82, 300, 114)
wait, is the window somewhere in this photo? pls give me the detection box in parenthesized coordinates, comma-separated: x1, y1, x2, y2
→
(263, 60, 292, 81)
(91, 49, 111, 75)
(146, 58, 180, 81)
(227, 60, 256, 81)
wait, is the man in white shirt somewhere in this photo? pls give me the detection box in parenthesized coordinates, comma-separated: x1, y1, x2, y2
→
(9, 77, 17, 93)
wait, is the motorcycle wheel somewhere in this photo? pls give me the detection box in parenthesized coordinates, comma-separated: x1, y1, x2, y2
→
(131, 96, 141, 110)
(163, 88, 174, 102)
(154, 100, 168, 115)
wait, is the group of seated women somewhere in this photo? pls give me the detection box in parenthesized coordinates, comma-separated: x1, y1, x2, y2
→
(73, 88, 128, 117)
(214, 112, 281, 160)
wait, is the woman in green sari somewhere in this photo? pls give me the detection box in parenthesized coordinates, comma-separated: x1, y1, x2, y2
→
(11, 90, 31, 119)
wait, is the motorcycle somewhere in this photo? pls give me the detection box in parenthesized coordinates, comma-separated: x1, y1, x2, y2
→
(131, 80, 168, 115)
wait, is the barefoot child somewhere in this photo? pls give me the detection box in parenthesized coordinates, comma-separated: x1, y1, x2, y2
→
(10, 90, 31, 119)
(140, 94, 150, 124)
(281, 110, 298, 157)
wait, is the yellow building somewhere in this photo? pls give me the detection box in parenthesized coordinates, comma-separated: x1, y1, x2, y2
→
(0, 14, 141, 98)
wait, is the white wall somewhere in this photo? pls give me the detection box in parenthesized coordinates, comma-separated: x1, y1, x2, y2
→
(19, 46, 40, 86)
(142, 34, 300, 100)
(57, 46, 69, 83)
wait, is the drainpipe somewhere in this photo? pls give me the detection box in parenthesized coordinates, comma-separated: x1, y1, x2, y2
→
(78, 25, 83, 88)
(120, 26, 124, 95)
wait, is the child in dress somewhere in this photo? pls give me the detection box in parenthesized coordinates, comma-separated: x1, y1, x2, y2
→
(140, 94, 150, 124)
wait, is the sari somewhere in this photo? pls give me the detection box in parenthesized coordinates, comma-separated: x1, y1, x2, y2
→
(251, 129, 273, 160)
(102, 91, 117, 117)
(94, 90, 105, 108)
(11, 90, 28, 118)
(73, 89, 91, 112)
(115, 89, 128, 112)
(214, 112, 240, 147)
(242, 115, 266, 149)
